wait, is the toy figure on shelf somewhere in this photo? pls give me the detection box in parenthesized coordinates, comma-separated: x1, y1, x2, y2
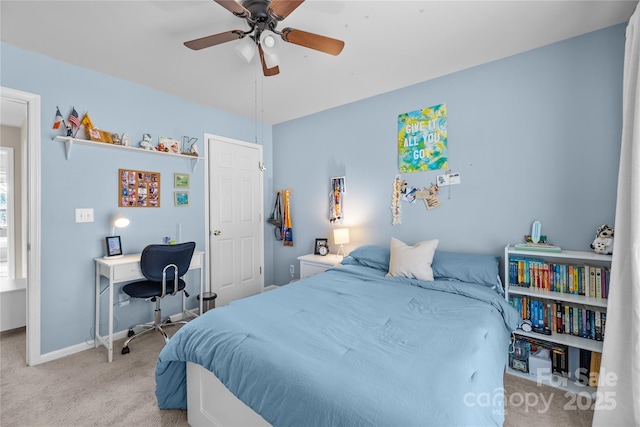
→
(139, 133, 154, 150)
(590, 224, 614, 255)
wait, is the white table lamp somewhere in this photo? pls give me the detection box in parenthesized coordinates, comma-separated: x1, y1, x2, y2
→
(333, 228, 350, 258)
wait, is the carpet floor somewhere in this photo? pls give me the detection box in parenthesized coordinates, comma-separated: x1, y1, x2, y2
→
(1, 327, 593, 426)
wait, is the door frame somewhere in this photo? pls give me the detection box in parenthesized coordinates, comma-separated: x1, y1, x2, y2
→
(0, 87, 41, 365)
(203, 132, 264, 302)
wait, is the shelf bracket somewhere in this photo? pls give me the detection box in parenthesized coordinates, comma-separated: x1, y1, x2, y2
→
(64, 138, 73, 160)
(190, 158, 200, 173)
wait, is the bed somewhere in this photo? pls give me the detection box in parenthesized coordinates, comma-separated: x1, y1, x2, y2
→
(156, 242, 521, 426)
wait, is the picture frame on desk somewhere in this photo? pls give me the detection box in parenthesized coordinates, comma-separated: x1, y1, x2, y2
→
(104, 236, 123, 258)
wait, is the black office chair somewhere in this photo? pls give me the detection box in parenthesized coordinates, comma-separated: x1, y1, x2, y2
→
(121, 242, 196, 355)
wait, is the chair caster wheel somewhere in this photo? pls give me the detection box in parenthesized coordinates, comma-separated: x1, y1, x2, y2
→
(121, 346, 130, 355)
(127, 329, 134, 337)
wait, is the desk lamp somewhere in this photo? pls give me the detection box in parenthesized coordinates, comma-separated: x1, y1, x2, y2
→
(333, 228, 350, 258)
(111, 213, 130, 236)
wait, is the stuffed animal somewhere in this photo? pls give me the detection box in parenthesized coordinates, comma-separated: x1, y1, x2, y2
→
(139, 133, 154, 150)
(590, 224, 614, 255)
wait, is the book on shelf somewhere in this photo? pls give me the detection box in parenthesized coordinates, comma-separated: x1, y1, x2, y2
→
(512, 336, 601, 386)
(514, 243, 562, 253)
(509, 296, 606, 340)
(508, 258, 609, 298)
(589, 351, 602, 387)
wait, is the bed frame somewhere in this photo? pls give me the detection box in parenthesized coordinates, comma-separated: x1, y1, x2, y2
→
(186, 362, 270, 426)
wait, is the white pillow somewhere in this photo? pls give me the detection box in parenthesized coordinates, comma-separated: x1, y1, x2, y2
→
(386, 237, 439, 281)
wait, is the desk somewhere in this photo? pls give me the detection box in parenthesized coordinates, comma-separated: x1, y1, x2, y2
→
(94, 251, 204, 362)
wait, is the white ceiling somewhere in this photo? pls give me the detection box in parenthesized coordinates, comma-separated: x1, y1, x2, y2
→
(1, 1, 637, 125)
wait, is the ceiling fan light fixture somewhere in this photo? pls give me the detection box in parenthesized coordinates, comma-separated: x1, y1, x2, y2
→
(263, 50, 279, 69)
(235, 36, 256, 63)
(260, 30, 278, 52)
(260, 31, 279, 68)
(263, 34, 276, 49)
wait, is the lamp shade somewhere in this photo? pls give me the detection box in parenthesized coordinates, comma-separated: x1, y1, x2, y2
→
(111, 213, 130, 235)
(333, 228, 350, 245)
(236, 36, 256, 63)
(113, 214, 130, 229)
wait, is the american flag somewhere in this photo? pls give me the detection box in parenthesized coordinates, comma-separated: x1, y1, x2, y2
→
(68, 107, 80, 129)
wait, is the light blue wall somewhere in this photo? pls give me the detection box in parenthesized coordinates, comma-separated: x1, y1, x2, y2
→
(0, 22, 626, 353)
(271, 25, 625, 286)
(0, 43, 275, 353)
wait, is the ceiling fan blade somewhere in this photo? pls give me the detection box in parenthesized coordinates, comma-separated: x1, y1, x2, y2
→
(268, 0, 305, 20)
(184, 30, 244, 50)
(214, 0, 250, 18)
(259, 45, 280, 76)
(280, 28, 344, 56)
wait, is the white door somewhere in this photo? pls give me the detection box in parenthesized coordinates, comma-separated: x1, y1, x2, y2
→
(208, 136, 264, 305)
(0, 87, 41, 365)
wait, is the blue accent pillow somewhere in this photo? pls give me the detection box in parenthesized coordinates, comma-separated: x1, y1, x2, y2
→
(342, 245, 390, 271)
(343, 245, 503, 294)
(432, 251, 503, 294)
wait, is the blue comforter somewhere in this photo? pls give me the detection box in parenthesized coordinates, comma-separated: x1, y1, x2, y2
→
(156, 265, 520, 426)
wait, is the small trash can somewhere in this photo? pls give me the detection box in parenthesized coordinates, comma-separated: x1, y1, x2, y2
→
(197, 292, 217, 314)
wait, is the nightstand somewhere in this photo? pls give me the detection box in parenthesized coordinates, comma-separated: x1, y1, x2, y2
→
(297, 254, 344, 279)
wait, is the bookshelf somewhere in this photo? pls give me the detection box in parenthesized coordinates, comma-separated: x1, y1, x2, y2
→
(504, 244, 612, 396)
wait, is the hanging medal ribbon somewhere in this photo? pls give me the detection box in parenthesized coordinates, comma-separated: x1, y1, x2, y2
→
(283, 189, 294, 247)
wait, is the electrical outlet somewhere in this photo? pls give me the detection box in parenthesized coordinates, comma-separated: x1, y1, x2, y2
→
(290, 265, 295, 275)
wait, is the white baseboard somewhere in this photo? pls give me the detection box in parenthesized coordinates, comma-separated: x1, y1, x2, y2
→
(38, 312, 192, 364)
(264, 285, 279, 291)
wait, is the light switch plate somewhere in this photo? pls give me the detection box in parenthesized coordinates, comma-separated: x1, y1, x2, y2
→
(75, 208, 94, 223)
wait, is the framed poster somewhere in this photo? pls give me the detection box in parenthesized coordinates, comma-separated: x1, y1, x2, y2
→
(119, 169, 160, 207)
(329, 176, 345, 224)
(398, 104, 448, 172)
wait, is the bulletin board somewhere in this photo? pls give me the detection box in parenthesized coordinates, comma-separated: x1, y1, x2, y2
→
(119, 169, 160, 207)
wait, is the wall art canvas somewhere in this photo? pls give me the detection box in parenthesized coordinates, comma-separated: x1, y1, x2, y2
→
(398, 104, 448, 173)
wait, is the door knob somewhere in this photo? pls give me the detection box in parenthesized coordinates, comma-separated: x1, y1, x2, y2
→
(213, 230, 221, 236)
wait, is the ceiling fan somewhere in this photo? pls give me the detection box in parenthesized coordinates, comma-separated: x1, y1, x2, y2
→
(184, 0, 345, 76)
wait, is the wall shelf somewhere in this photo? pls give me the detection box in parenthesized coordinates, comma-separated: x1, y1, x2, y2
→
(54, 136, 203, 172)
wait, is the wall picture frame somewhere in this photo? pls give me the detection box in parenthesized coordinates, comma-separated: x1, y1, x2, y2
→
(174, 191, 190, 207)
(159, 136, 181, 154)
(104, 236, 123, 258)
(314, 238, 329, 255)
(174, 173, 190, 188)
